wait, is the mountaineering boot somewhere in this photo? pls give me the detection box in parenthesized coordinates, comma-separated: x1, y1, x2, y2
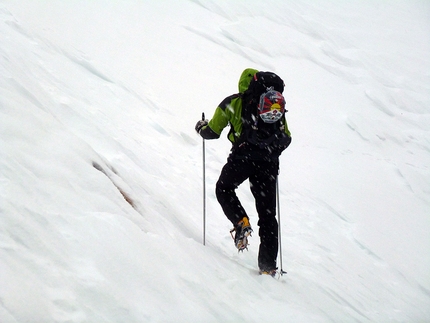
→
(259, 268, 278, 277)
(230, 216, 253, 251)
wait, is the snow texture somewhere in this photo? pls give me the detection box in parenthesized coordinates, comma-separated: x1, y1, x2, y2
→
(1, 1, 429, 322)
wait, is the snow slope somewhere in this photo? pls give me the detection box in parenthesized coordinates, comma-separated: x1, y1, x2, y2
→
(1, 1, 429, 322)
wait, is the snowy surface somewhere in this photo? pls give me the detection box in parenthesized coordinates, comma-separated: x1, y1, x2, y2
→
(1, 1, 430, 322)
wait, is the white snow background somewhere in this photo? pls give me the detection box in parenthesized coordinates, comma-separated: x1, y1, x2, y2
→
(1, 1, 430, 322)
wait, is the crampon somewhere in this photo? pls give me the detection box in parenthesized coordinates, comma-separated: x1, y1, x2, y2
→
(230, 217, 253, 252)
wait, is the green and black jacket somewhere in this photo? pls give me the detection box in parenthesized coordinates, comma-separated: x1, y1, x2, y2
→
(200, 68, 291, 158)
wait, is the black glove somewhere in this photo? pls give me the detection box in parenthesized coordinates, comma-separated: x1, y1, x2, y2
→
(195, 119, 208, 133)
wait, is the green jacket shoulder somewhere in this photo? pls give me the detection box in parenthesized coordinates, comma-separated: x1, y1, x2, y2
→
(207, 94, 243, 143)
(200, 68, 258, 142)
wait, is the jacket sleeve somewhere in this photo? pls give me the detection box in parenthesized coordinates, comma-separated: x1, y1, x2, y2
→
(283, 116, 291, 138)
(200, 123, 220, 139)
(280, 118, 292, 151)
(271, 116, 292, 157)
(199, 96, 234, 140)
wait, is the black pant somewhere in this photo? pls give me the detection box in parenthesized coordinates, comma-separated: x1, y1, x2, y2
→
(216, 156, 279, 271)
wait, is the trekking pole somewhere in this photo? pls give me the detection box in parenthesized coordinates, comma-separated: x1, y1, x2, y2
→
(202, 112, 206, 246)
(276, 176, 287, 275)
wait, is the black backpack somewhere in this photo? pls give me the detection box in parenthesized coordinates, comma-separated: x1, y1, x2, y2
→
(247, 71, 285, 97)
(236, 72, 289, 155)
